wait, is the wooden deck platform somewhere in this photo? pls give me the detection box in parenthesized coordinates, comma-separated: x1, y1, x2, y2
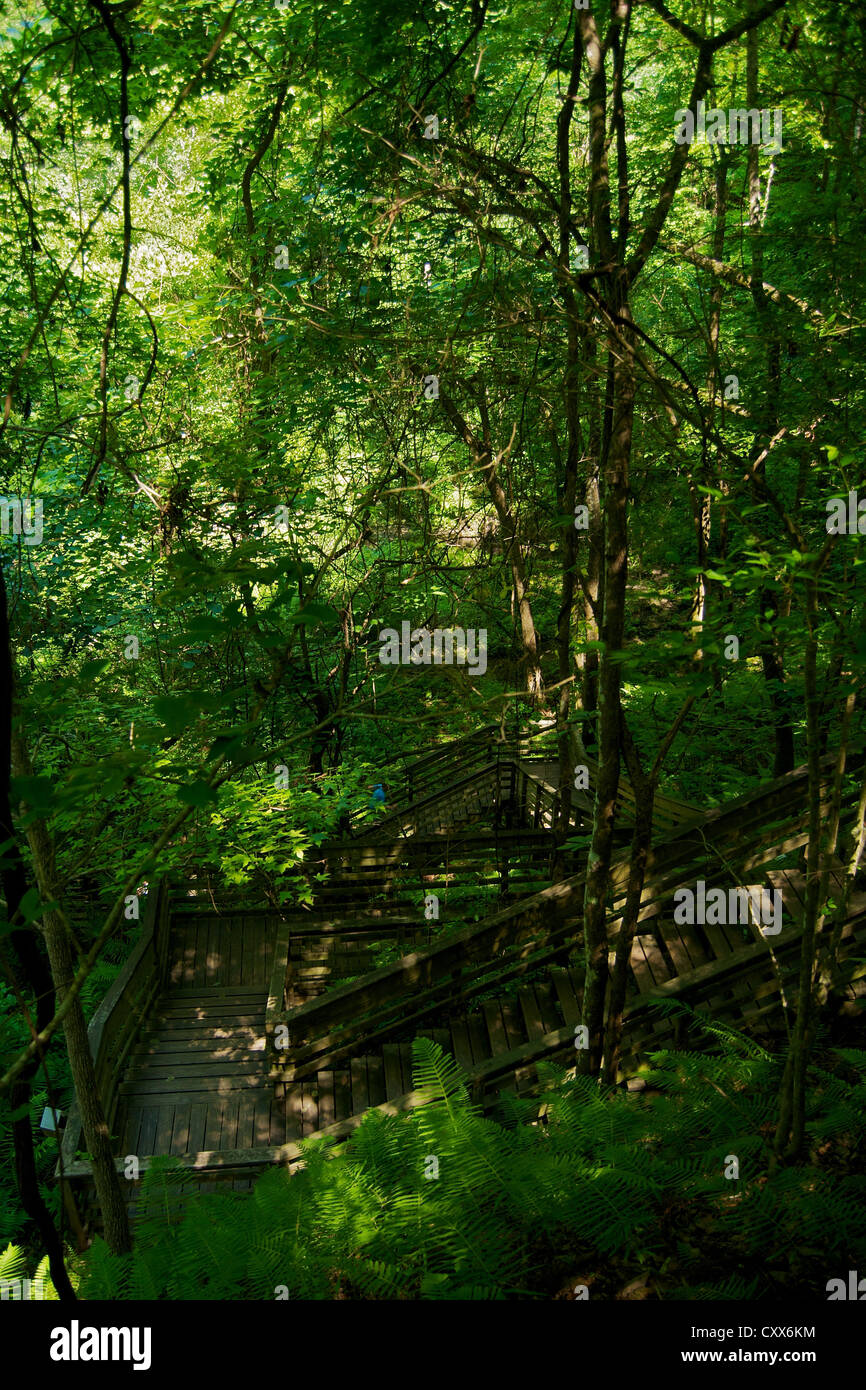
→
(58, 733, 866, 1235)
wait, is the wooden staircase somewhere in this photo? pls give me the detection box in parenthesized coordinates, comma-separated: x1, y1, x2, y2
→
(59, 732, 866, 1235)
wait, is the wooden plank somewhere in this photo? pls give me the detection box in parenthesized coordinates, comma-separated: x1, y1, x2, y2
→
(254, 1094, 274, 1146)
(624, 919, 807, 1016)
(120, 1075, 268, 1097)
(139, 1038, 265, 1058)
(268, 1100, 286, 1147)
(317, 1072, 336, 1130)
(517, 984, 544, 1039)
(167, 931, 184, 988)
(132, 1058, 263, 1079)
(533, 980, 561, 1034)
(398, 1043, 415, 1093)
(181, 927, 197, 987)
(657, 920, 694, 978)
(673, 922, 710, 971)
(257, 918, 272, 986)
(366, 1055, 386, 1108)
(154, 1104, 176, 1155)
(550, 967, 580, 1026)
(187, 1101, 208, 1155)
(222, 917, 236, 986)
(149, 1014, 265, 1034)
(467, 1012, 490, 1065)
(566, 964, 583, 1008)
(211, 918, 226, 986)
(121, 1106, 142, 1156)
(230, 911, 244, 989)
(383, 1044, 403, 1099)
(153, 1005, 265, 1024)
(301, 1083, 319, 1137)
(626, 938, 655, 995)
(204, 1101, 224, 1151)
(159, 985, 263, 1003)
(204, 918, 220, 987)
(350, 1057, 369, 1116)
(767, 869, 806, 925)
(235, 1096, 256, 1152)
(225, 918, 238, 988)
(151, 1010, 260, 1031)
(216, 917, 230, 984)
(237, 918, 252, 988)
(137, 1107, 159, 1157)
(637, 933, 671, 985)
(282, 1091, 302, 1143)
(449, 1019, 475, 1071)
(699, 919, 735, 961)
(501, 1001, 525, 1052)
(193, 921, 208, 989)
(482, 1001, 509, 1057)
(220, 1097, 240, 1151)
(260, 917, 274, 982)
(284, 1085, 307, 1138)
(67, 1083, 471, 1180)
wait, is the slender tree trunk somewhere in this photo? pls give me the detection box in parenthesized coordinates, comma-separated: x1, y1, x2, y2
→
(773, 562, 829, 1160)
(747, 20, 793, 774)
(0, 565, 77, 1298)
(437, 383, 544, 703)
(819, 750, 866, 999)
(690, 153, 730, 658)
(12, 734, 133, 1254)
(580, 331, 603, 746)
(580, 270, 635, 1075)
(602, 777, 653, 1086)
(552, 19, 584, 874)
(813, 689, 857, 1005)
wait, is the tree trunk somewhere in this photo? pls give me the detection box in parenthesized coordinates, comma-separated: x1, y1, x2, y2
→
(773, 561, 830, 1160)
(552, 18, 584, 874)
(0, 564, 77, 1298)
(690, 153, 730, 658)
(580, 271, 635, 1075)
(603, 753, 653, 1086)
(747, 20, 793, 774)
(12, 734, 133, 1254)
(437, 382, 544, 703)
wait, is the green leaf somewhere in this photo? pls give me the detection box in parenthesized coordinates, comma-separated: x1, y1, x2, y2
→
(177, 781, 219, 808)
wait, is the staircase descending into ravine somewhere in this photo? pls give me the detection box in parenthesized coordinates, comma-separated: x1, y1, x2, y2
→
(59, 729, 866, 1232)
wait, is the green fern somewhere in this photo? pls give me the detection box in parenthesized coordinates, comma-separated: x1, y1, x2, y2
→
(77, 1037, 866, 1301)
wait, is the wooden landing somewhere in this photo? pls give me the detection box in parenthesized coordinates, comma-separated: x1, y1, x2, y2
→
(113, 918, 284, 1158)
(66, 869, 866, 1241)
(275, 855, 866, 1126)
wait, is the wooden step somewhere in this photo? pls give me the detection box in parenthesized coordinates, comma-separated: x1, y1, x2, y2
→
(134, 1037, 266, 1057)
(119, 1074, 269, 1097)
(127, 1057, 264, 1079)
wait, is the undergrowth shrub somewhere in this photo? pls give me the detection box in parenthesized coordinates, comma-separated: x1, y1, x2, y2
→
(78, 1036, 866, 1300)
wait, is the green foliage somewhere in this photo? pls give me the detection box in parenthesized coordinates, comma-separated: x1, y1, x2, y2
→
(2, 0, 866, 1295)
(77, 1038, 866, 1301)
(0, 1243, 62, 1299)
(0, 984, 69, 1245)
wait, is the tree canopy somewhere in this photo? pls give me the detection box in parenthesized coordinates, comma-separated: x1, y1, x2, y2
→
(0, 0, 864, 1316)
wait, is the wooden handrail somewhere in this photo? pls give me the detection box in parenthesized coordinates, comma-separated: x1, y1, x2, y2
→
(350, 759, 505, 842)
(345, 720, 704, 841)
(344, 727, 501, 833)
(56, 879, 169, 1177)
(274, 748, 864, 1078)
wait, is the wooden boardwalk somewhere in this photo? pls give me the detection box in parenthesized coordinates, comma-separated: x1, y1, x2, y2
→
(59, 733, 866, 1232)
(349, 723, 701, 843)
(113, 918, 280, 1162)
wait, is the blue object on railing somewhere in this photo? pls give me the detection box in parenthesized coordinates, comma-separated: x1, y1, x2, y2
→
(369, 782, 386, 810)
